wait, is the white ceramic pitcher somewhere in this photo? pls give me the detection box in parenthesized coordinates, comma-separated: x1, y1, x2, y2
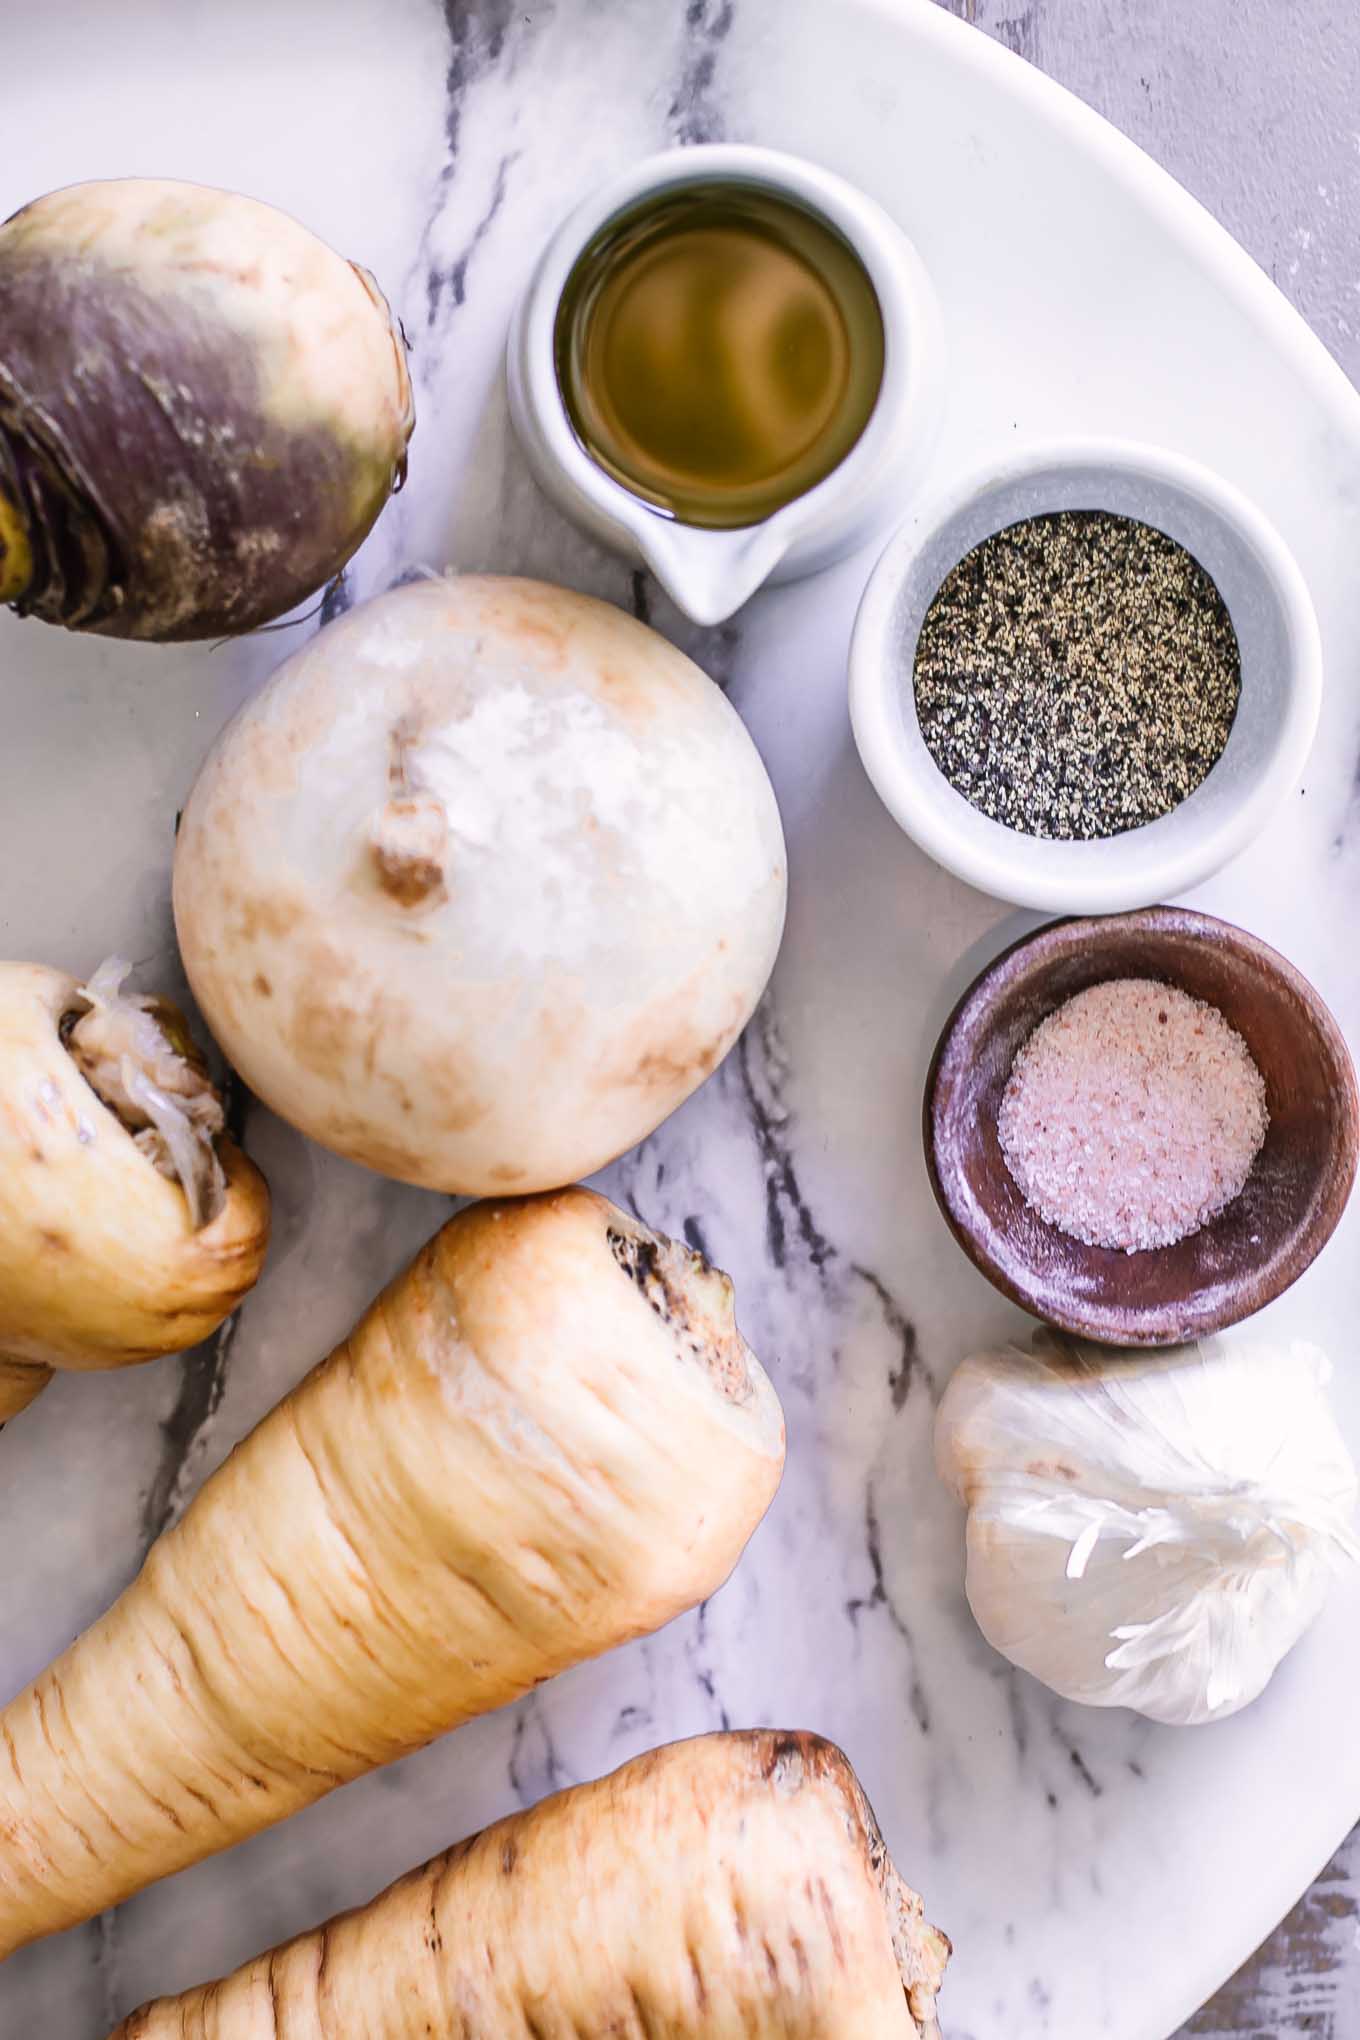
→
(508, 143, 945, 626)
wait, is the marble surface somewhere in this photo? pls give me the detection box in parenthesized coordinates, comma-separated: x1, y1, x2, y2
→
(3, 4, 1360, 2039)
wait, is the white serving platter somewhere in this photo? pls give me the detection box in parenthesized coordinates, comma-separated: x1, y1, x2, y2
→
(2, 3, 1359, 2036)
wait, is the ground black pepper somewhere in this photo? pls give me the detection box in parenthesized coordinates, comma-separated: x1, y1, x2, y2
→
(912, 511, 1241, 840)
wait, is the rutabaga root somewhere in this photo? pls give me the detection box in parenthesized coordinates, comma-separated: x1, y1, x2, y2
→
(0, 179, 414, 639)
(0, 1189, 784, 1954)
(111, 1731, 951, 2040)
(0, 482, 32, 604)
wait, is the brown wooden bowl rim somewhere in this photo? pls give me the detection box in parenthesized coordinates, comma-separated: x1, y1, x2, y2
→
(923, 906, 1360, 1347)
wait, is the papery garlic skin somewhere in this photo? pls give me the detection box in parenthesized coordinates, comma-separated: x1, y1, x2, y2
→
(0, 963, 269, 1414)
(935, 1334, 1358, 1726)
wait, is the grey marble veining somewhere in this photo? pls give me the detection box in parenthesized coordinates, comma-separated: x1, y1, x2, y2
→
(2, 4, 1360, 2038)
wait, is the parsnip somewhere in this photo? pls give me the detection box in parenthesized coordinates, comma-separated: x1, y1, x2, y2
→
(0, 961, 269, 1422)
(0, 1189, 784, 1954)
(112, 1731, 950, 2039)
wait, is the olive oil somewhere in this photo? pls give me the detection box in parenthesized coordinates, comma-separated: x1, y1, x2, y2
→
(555, 183, 885, 530)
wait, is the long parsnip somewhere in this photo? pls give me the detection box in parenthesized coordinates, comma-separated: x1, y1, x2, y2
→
(0, 1189, 784, 1955)
(112, 1731, 950, 2038)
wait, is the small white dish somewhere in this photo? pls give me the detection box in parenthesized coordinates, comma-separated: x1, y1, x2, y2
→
(848, 440, 1323, 913)
(508, 143, 944, 626)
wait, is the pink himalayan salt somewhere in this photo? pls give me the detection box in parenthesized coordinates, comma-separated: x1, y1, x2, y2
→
(997, 977, 1268, 1254)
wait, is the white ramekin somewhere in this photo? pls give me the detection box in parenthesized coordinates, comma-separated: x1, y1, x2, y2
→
(848, 440, 1323, 914)
(508, 143, 944, 626)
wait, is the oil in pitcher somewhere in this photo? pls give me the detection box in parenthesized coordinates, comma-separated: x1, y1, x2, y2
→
(555, 182, 886, 531)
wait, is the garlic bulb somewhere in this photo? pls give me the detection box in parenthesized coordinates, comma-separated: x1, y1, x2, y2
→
(935, 1332, 1358, 1726)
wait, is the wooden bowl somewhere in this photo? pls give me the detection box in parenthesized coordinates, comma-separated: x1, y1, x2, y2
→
(925, 907, 1359, 1346)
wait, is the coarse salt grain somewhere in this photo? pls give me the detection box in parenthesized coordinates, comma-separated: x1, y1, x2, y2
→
(997, 978, 1269, 1253)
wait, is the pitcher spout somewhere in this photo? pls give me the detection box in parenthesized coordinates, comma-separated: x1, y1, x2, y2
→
(634, 518, 791, 627)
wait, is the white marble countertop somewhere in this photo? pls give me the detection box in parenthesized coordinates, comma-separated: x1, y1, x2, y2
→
(2, 3, 1360, 2037)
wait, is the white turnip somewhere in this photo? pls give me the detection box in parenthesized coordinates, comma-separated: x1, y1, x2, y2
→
(173, 574, 787, 1193)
